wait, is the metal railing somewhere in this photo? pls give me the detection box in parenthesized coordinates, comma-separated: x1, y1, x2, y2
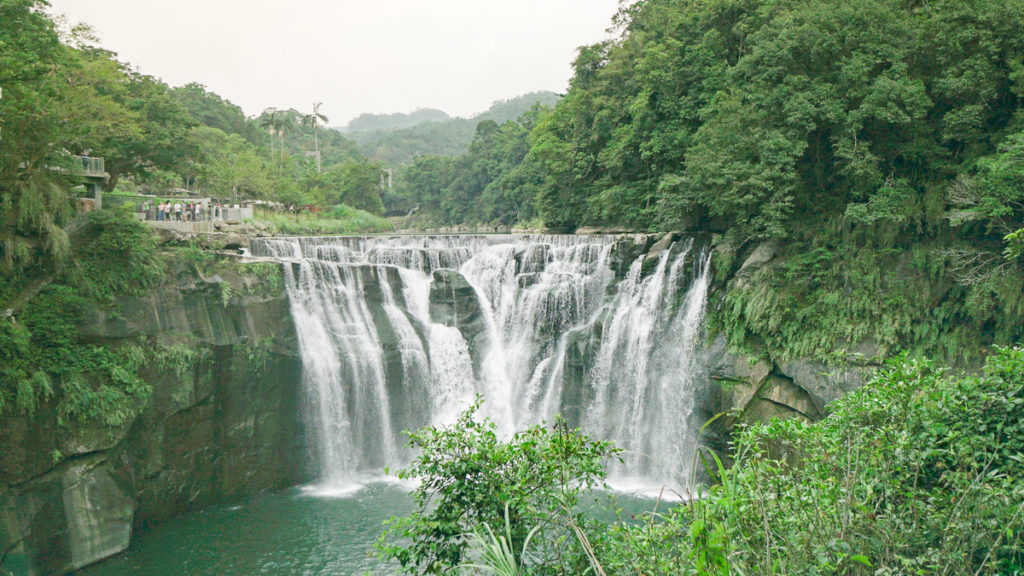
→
(70, 155, 106, 177)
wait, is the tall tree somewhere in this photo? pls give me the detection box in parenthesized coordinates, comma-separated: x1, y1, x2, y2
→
(258, 108, 279, 168)
(273, 111, 295, 173)
(303, 102, 329, 173)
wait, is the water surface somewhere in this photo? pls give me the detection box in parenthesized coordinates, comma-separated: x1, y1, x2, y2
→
(79, 482, 414, 576)
(78, 480, 671, 576)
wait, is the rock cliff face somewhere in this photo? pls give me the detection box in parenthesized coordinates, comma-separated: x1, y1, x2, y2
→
(697, 240, 882, 458)
(0, 257, 305, 576)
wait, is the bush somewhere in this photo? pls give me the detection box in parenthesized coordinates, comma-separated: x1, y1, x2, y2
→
(257, 204, 392, 235)
(598, 349, 1024, 576)
(376, 399, 618, 575)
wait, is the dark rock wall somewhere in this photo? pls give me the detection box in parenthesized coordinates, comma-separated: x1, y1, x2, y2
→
(1, 258, 305, 576)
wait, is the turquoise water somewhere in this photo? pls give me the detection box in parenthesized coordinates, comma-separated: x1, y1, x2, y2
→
(79, 482, 416, 576)
(78, 481, 670, 576)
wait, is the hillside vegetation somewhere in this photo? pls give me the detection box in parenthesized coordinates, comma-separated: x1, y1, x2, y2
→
(379, 348, 1024, 575)
(391, 0, 1024, 363)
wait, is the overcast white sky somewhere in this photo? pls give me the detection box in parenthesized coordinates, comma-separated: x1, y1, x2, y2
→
(47, 0, 622, 127)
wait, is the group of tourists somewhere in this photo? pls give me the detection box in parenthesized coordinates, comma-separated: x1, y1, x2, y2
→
(152, 200, 223, 222)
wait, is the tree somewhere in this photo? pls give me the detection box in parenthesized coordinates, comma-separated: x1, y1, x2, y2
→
(1, 0, 83, 272)
(189, 126, 271, 198)
(271, 110, 296, 171)
(303, 102, 329, 173)
(259, 108, 280, 168)
(172, 82, 261, 145)
(325, 159, 386, 214)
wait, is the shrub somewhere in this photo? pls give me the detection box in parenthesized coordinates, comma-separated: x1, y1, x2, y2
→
(601, 349, 1024, 576)
(377, 399, 618, 575)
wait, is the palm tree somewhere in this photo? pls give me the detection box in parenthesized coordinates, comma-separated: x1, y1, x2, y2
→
(303, 102, 329, 173)
(274, 112, 295, 173)
(259, 108, 279, 167)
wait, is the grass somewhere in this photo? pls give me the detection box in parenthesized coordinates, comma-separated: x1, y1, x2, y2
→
(256, 204, 392, 236)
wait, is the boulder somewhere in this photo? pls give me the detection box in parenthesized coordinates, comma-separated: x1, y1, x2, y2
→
(706, 335, 772, 387)
(736, 240, 779, 280)
(778, 359, 875, 414)
(749, 375, 822, 420)
(513, 244, 551, 275)
(641, 231, 682, 276)
(844, 338, 885, 366)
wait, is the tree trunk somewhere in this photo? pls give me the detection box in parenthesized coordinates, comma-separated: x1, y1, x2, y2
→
(314, 124, 321, 173)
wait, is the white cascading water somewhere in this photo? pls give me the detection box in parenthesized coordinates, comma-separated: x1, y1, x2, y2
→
(251, 235, 711, 492)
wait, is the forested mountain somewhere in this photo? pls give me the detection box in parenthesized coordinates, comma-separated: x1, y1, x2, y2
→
(396, 0, 1024, 362)
(341, 108, 451, 134)
(349, 91, 560, 165)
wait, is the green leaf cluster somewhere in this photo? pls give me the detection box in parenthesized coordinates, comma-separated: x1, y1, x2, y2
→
(377, 399, 617, 575)
(0, 208, 162, 425)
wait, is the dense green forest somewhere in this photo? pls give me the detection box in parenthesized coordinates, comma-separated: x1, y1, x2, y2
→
(343, 107, 452, 134)
(393, 0, 1024, 363)
(0, 0, 386, 418)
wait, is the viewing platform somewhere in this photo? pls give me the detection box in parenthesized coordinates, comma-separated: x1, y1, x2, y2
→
(66, 155, 109, 210)
(70, 155, 109, 180)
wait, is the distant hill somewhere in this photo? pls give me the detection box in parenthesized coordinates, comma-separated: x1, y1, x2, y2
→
(474, 91, 560, 124)
(339, 91, 560, 166)
(340, 108, 451, 134)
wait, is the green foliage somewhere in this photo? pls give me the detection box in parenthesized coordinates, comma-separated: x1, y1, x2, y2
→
(72, 207, 164, 305)
(377, 399, 617, 575)
(0, 209, 162, 425)
(461, 503, 540, 576)
(1007, 228, 1024, 260)
(151, 339, 204, 379)
(716, 232, 1024, 363)
(349, 92, 559, 167)
(314, 159, 386, 214)
(0, 0, 77, 271)
(393, 106, 546, 227)
(240, 262, 283, 295)
(178, 241, 216, 274)
(172, 82, 263, 146)
(592, 349, 1024, 576)
(259, 206, 391, 235)
(345, 108, 451, 134)
(243, 338, 273, 378)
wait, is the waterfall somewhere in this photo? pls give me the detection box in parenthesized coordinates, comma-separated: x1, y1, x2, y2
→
(252, 235, 711, 491)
